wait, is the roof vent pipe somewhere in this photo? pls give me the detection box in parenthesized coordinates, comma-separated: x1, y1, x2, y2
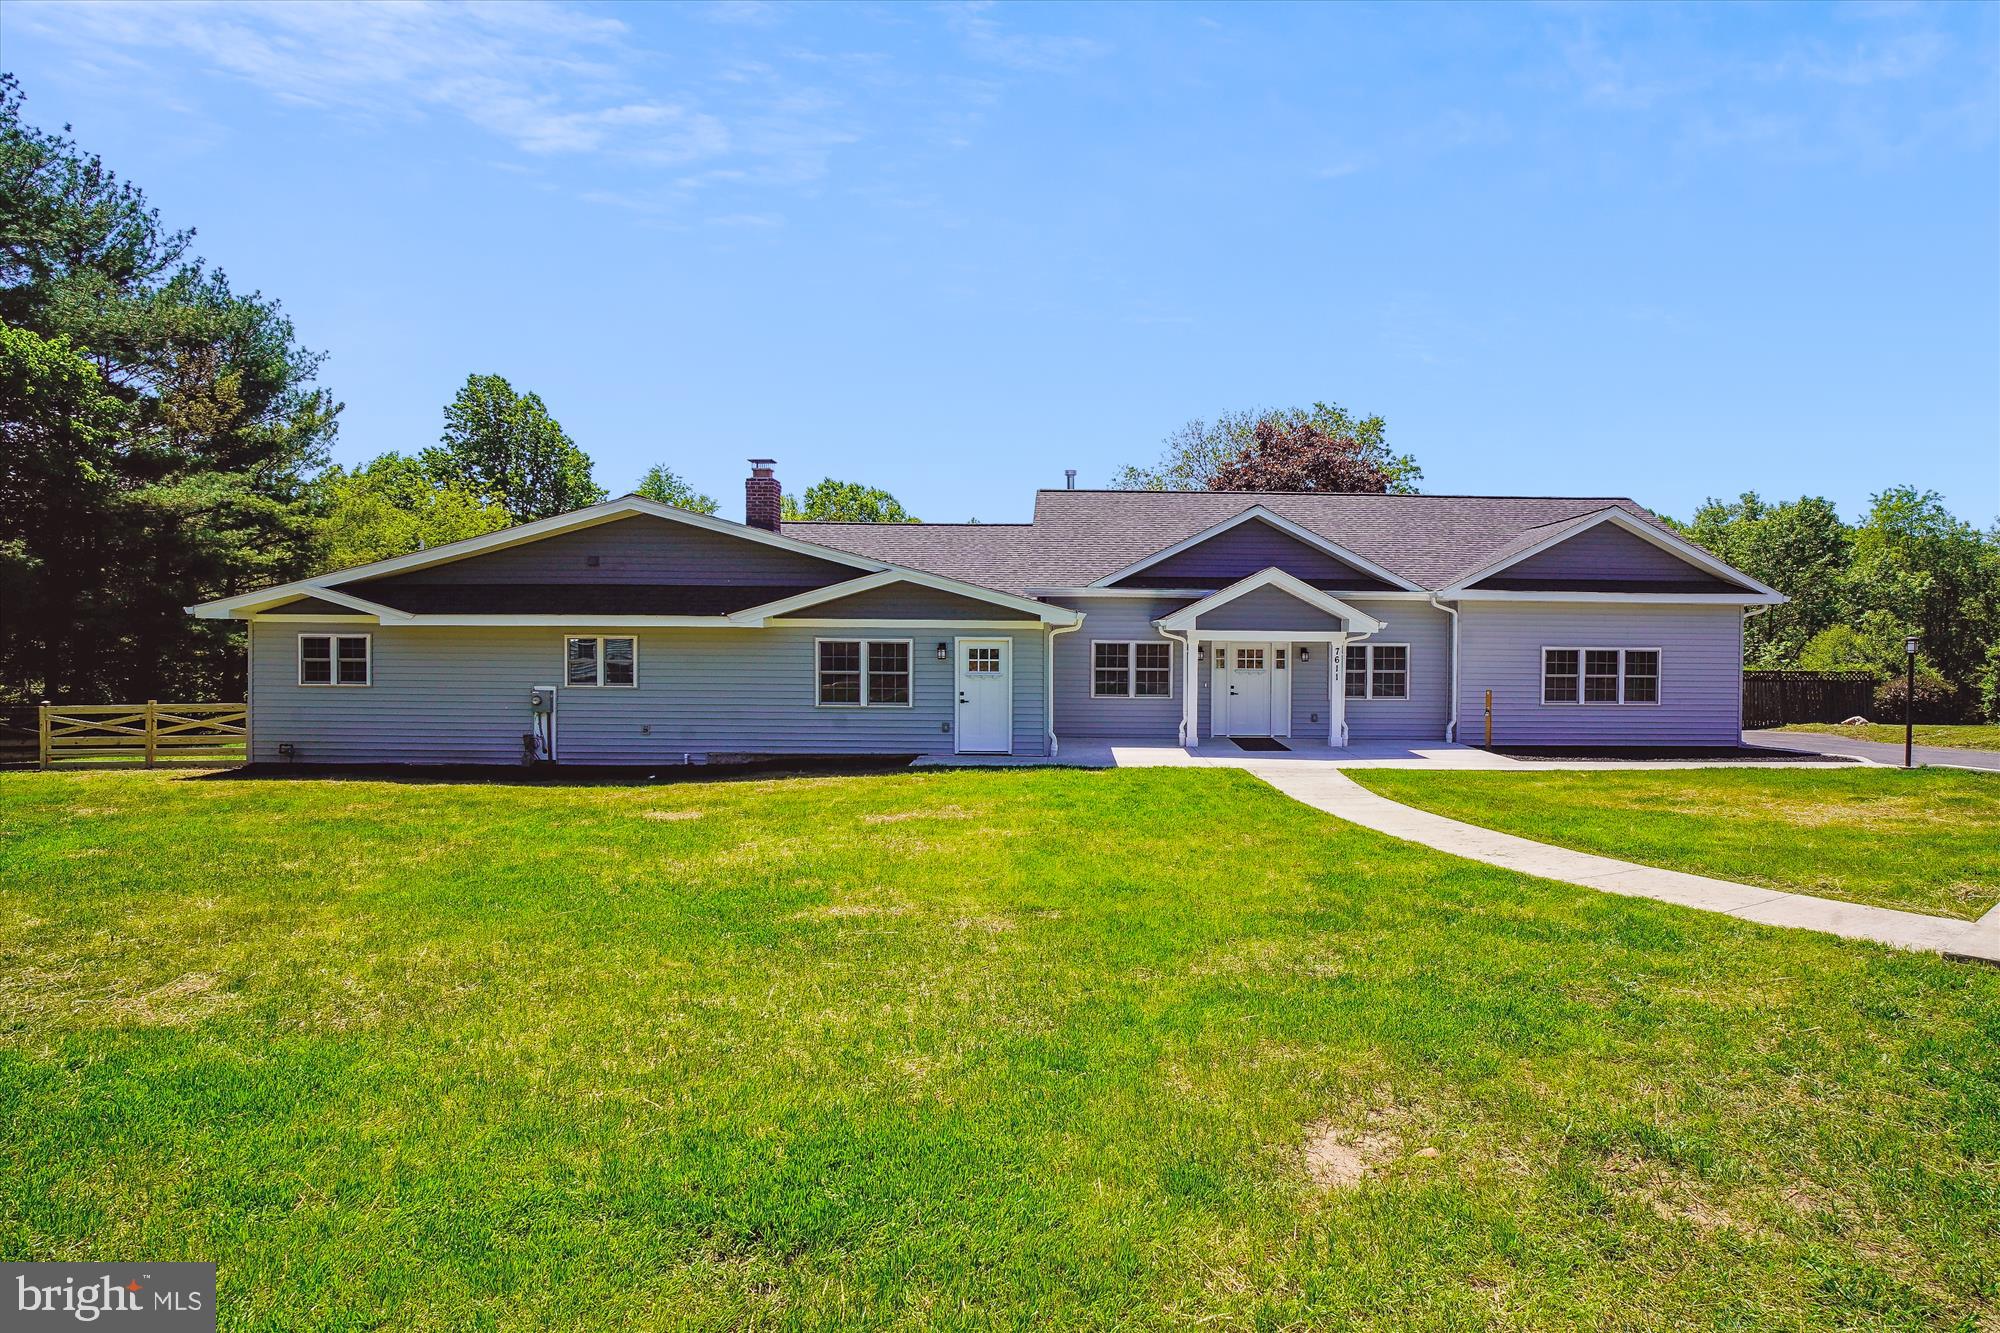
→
(1064, 469, 1076, 490)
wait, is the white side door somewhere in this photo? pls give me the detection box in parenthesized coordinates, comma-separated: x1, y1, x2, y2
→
(955, 638, 1012, 753)
(1222, 643, 1273, 736)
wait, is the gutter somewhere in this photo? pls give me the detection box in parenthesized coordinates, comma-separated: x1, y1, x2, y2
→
(1429, 595, 1461, 743)
(1046, 618, 1083, 757)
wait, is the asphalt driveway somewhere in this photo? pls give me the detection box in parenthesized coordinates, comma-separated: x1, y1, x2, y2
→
(1744, 729, 2000, 772)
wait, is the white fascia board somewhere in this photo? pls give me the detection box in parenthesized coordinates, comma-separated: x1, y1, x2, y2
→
(1440, 508, 1782, 599)
(1086, 506, 1424, 593)
(1153, 567, 1387, 634)
(384, 615, 747, 627)
(187, 497, 888, 617)
(201, 586, 412, 622)
(1451, 590, 1788, 605)
(730, 569, 1080, 626)
(1177, 628, 1352, 642)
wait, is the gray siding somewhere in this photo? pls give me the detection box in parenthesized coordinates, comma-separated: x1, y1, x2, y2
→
(1492, 523, 1726, 585)
(775, 582, 1025, 621)
(1456, 602, 1743, 745)
(1195, 585, 1345, 632)
(1047, 596, 1187, 739)
(1045, 595, 1447, 742)
(349, 515, 859, 592)
(250, 620, 1046, 763)
(1117, 518, 1388, 588)
(1343, 598, 1452, 740)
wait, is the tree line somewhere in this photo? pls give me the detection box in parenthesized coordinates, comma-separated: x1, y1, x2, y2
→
(0, 78, 915, 703)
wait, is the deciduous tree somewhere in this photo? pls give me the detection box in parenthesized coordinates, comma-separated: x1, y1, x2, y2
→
(1113, 402, 1420, 494)
(781, 479, 918, 523)
(424, 374, 604, 523)
(312, 453, 511, 572)
(633, 464, 718, 514)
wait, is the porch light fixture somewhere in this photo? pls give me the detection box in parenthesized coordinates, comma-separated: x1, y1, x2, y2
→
(936, 642, 949, 662)
(1299, 646, 1310, 662)
(1902, 633, 1921, 768)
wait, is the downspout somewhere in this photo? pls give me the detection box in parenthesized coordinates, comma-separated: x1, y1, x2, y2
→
(1158, 627, 1193, 746)
(1740, 604, 1770, 737)
(1429, 595, 1460, 743)
(1046, 617, 1082, 757)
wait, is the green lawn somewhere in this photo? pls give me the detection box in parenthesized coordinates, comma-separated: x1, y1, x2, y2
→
(1773, 722, 2000, 752)
(1351, 768, 2000, 921)
(2, 769, 1996, 1330)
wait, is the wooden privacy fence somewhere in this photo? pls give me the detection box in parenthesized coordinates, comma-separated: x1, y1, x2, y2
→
(1741, 671, 1876, 729)
(38, 701, 247, 768)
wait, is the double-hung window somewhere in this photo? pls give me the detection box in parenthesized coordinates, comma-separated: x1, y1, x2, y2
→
(1092, 641, 1173, 698)
(817, 639, 911, 706)
(298, 633, 370, 686)
(1344, 644, 1409, 699)
(566, 636, 637, 687)
(1542, 647, 1660, 705)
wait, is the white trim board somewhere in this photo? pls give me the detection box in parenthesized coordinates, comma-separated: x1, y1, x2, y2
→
(1087, 507, 1425, 593)
(731, 569, 1079, 626)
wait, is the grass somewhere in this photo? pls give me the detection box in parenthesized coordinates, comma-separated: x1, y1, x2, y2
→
(1, 767, 1996, 1330)
(1350, 768, 2000, 921)
(1772, 722, 2000, 752)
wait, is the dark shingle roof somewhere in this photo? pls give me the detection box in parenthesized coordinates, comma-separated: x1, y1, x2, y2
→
(786, 492, 1682, 594)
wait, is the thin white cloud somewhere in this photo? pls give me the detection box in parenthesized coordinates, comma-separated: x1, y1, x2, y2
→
(8, 0, 823, 174)
(940, 1, 1106, 75)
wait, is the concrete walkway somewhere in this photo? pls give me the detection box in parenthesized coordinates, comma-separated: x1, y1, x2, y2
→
(1744, 728, 2000, 772)
(1246, 764, 2000, 965)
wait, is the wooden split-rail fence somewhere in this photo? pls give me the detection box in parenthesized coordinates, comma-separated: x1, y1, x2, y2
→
(35, 701, 247, 768)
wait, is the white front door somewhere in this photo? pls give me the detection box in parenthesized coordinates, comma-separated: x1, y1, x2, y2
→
(1219, 643, 1274, 736)
(955, 638, 1012, 753)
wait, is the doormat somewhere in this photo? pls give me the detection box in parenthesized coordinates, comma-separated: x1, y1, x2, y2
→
(1231, 737, 1290, 752)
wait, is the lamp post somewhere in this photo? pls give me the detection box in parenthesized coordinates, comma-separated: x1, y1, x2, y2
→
(1903, 634, 1921, 769)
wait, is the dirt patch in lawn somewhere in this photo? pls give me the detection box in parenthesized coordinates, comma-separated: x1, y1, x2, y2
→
(1303, 1121, 1398, 1189)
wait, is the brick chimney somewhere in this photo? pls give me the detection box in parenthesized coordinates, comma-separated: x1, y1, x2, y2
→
(745, 458, 781, 531)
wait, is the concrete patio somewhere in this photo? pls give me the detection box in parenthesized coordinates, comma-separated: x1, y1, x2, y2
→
(918, 737, 1858, 770)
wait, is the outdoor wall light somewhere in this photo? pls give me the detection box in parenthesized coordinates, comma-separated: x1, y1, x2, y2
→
(1299, 647, 1311, 662)
(936, 642, 949, 662)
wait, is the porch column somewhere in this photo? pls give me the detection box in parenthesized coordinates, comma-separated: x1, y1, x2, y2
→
(1181, 633, 1199, 747)
(1329, 632, 1347, 747)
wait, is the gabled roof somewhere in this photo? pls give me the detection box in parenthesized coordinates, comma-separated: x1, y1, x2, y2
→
(190, 496, 1082, 626)
(1087, 506, 1423, 592)
(788, 491, 1719, 594)
(1153, 568, 1387, 635)
(1437, 506, 1783, 601)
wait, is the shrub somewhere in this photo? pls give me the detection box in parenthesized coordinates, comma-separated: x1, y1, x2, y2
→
(1873, 670, 1962, 724)
(1978, 643, 2000, 724)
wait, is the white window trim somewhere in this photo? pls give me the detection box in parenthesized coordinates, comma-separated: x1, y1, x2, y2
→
(297, 632, 371, 687)
(1090, 639, 1175, 700)
(1541, 646, 1663, 707)
(813, 637, 915, 708)
(563, 635, 640, 688)
(1343, 642, 1410, 701)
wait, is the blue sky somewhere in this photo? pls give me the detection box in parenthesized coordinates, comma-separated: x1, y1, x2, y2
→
(7, 0, 1997, 525)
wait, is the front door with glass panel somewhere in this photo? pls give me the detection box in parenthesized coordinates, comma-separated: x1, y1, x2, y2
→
(1218, 643, 1274, 736)
(955, 638, 1012, 753)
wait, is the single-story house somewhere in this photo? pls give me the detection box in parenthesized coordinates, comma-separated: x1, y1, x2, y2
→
(189, 460, 1783, 763)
